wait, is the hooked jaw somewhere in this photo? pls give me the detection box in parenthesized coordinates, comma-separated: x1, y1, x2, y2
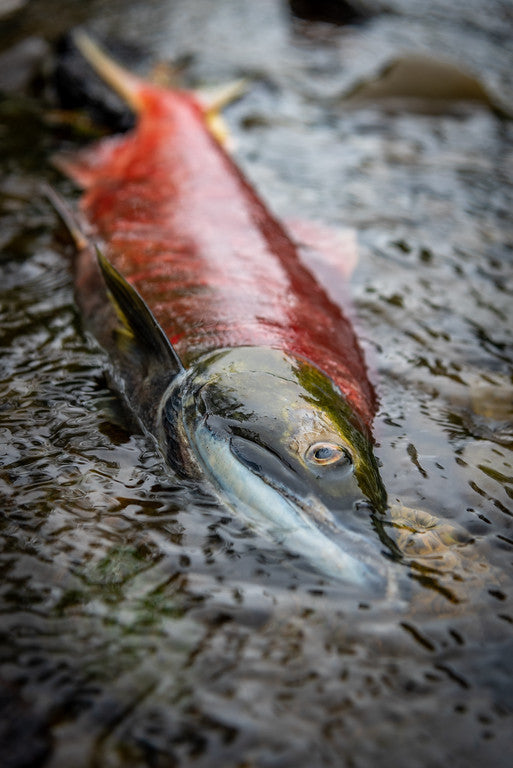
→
(161, 346, 388, 589)
(193, 419, 387, 587)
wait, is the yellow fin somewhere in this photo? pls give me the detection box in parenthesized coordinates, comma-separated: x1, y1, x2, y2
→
(196, 79, 248, 147)
(196, 79, 248, 113)
(205, 111, 232, 146)
(73, 32, 143, 112)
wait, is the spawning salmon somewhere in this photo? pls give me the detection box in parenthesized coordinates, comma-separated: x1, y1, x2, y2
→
(52, 35, 388, 586)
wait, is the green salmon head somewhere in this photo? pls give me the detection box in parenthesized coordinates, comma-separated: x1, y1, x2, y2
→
(160, 347, 388, 587)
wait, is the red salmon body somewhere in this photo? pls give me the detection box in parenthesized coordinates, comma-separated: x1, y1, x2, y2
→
(61, 70, 376, 427)
(53, 37, 390, 587)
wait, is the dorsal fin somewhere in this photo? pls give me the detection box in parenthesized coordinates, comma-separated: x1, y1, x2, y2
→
(96, 247, 184, 375)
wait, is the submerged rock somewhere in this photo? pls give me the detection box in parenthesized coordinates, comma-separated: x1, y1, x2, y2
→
(341, 54, 513, 117)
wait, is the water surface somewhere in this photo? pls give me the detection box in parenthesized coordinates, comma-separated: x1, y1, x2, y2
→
(1, 1, 512, 766)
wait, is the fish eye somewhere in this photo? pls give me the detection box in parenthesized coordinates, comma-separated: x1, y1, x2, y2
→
(305, 442, 352, 467)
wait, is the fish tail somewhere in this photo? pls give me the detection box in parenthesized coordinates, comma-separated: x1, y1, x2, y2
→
(74, 33, 248, 146)
(52, 35, 161, 189)
(73, 32, 145, 112)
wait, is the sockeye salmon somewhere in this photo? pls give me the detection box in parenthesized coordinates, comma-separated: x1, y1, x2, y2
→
(52, 35, 388, 587)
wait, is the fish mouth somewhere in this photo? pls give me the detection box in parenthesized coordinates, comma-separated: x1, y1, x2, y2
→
(253, 475, 388, 588)
(191, 421, 388, 589)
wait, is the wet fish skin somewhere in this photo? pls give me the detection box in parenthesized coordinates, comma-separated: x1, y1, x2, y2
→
(54, 35, 388, 586)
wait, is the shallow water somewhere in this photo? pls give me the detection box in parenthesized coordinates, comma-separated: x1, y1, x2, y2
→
(1, 1, 513, 766)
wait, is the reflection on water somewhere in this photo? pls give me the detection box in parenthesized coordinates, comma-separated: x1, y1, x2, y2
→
(1, 0, 513, 765)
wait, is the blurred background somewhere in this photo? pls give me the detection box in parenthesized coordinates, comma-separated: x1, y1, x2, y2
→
(1, 2, 512, 766)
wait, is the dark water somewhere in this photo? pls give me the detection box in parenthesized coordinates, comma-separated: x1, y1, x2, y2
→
(1, 1, 513, 766)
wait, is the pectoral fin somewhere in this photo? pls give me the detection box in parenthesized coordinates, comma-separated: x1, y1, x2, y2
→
(96, 247, 183, 375)
(46, 184, 182, 428)
(95, 248, 184, 429)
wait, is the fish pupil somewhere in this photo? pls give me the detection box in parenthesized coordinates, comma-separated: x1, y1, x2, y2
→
(315, 446, 336, 460)
(306, 442, 350, 467)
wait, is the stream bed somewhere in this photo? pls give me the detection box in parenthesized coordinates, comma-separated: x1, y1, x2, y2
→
(1, 1, 513, 766)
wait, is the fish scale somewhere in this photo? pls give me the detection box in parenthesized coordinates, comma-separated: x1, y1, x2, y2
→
(62, 83, 375, 427)
(52, 35, 389, 587)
